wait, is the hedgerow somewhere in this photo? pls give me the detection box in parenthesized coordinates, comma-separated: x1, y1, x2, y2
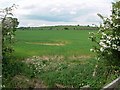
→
(89, 1, 120, 66)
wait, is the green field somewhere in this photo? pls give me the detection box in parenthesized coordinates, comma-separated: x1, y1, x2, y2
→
(13, 30, 95, 58)
(4, 29, 118, 88)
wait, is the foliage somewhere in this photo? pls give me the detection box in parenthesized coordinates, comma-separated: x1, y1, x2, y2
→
(89, 1, 120, 66)
(22, 56, 119, 89)
(2, 58, 23, 87)
(1, 4, 19, 57)
(1, 5, 19, 88)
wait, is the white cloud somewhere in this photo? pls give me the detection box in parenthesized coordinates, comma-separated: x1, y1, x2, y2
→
(0, 0, 114, 26)
(70, 11, 77, 15)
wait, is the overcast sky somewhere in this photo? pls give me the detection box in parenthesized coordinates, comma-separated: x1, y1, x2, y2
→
(0, 0, 114, 27)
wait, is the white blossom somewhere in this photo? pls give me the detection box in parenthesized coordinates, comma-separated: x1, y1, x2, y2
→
(117, 46, 120, 51)
(115, 36, 118, 39)
(100, 39, 106, 42)
(7, 32, 10, 35)
(107, 36, 111, 39)
(112, 44, 117, 47)
(100, 47, 104, 52)
(112, 44, 118, 50)
(112, 38, 115, 40)
(102, 32, 106, 36)
(99, 42, 105, 46)
(106, 40, 111, 45)
(90, 49, 94, 52)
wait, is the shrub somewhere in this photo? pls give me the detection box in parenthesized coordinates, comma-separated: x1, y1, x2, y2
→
(1, 5, 19, 88)
(1, 4, 19, 57)
(89, 1, 120, 66)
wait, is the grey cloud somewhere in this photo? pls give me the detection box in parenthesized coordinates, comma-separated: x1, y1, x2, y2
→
(23, 5, 98, 22)
(24, 14, 74, 22)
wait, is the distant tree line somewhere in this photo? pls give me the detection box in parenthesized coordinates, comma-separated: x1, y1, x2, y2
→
(18, 25, 98, 31)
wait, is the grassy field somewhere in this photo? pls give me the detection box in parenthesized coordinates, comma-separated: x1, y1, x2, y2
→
(13, 30, 96, 58)
(4, 29, 118, 88)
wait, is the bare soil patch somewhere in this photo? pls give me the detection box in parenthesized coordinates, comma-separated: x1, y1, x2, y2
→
(25, 42, 66, 46)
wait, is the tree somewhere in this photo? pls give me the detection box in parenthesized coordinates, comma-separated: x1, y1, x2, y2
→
(1, 5, 19, 88)
(89, 1, 120, 66)
(1, 4, 19, 57)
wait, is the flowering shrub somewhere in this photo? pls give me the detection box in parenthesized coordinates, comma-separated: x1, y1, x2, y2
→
(1, 5, 19, 88)
(26, 57, 47, 77)
(1, 4, 19, 57)
(24, 56, 65, 77)
(89, 1, 120, 66)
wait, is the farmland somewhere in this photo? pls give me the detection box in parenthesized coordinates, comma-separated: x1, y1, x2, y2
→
(13, 29, 96, 58)
(3, 26, 117, 89)
(1, 1, 120, 89)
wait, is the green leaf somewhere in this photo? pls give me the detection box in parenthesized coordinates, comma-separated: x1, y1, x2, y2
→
(97, 13, 104, 20)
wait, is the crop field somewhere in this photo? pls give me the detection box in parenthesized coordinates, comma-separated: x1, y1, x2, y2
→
(13, 30, 96, 58)
(7, 29, 118, 88)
